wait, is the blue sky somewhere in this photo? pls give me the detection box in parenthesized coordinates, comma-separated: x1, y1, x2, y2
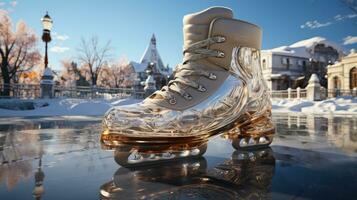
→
(1, 0, 357, 71)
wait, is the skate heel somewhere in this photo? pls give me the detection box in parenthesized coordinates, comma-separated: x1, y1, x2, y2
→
(225, 111, 275, 150)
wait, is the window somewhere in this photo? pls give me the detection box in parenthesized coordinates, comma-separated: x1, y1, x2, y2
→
(262, 59, 266, 69)
(286, 58, 290, 70)
(297, 60, 303, 66)
(282, 57, 287, 64)
(333, 76, 340, 89)
(350, 67, 357, 89)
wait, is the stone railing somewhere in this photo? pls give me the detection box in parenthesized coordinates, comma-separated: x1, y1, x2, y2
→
(0, 84, 145, 99)
(270, 87, 307, 99)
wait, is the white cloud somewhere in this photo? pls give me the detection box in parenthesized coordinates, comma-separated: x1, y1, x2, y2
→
(300, 20, 332, 29)
(334, 13, 357, 21)
(56, 34, 69, 41)
(9, 1, 17, 7)
(347, 14, 357, 19)
(301, 13, 357, 30)
(343, 36, 357, 45)
(53, 32, 69, 41)
(50, 46, 70, 53)
(334, 14, 343, 21)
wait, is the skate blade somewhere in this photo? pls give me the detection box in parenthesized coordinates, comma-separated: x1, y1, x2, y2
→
(231, 147, 274, 161)
(113, 143, 208, 167)
(221, 111, 275, 150)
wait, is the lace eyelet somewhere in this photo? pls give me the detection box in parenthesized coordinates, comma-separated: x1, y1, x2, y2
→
(216, 36, 226, 43)
(197, 85, 206, 92)
(217, 51, 225, 58)
(183, 93, 192, 100)
(169, 98, 177, 105)
(208, 73, 217, 80)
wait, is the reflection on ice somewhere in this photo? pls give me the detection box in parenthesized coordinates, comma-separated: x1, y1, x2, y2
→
(273, 114, 357, 155)
(0, 114, 357, 199)
(100, 148, 275, 200)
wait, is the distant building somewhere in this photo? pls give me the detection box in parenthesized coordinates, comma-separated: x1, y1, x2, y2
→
(327, 49, 357, 91)
(261, 37, 344, 90)
(129, 34, 172, 90)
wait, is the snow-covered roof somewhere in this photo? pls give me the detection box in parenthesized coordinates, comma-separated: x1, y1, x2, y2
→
(137, 34, 171, 74)
(43, 67, 54, 77)
(130, 61, 147, 73)
(263, 37, 345, 59)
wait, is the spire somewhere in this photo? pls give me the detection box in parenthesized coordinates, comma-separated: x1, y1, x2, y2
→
(151, 34, 156, 46)
(139, 34, 166, 73)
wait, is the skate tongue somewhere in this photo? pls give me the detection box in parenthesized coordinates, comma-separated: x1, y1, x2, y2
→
(183, 7, 233, 49)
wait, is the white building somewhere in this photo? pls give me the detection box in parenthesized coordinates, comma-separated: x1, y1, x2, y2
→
(327, 49, 357, 91)
(129, 34, 172, 90)
(261, 37, 344, 90)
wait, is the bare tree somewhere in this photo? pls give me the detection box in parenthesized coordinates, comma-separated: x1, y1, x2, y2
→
(77, 36, 111, 86)
(0, 10, 41, 95)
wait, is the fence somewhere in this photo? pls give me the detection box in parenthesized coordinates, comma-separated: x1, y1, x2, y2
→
(0, 84, 145, 99)
(327, 89, 357, 98)
(270, 87, 357, 100)
(270, 87, 307, 99)
(1, 83, 356, 100)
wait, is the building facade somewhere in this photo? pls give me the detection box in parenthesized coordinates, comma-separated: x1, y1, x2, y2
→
(129, 34, 172, 90)
(261, 37, 344, 90)
(327, 49, 357, 91)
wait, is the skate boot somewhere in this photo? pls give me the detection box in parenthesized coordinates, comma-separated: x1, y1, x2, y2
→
(101, 7, 275, 164)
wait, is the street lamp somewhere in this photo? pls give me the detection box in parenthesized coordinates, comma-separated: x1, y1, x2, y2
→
(41, 12, 53, 69)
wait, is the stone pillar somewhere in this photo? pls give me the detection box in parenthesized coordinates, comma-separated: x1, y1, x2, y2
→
(296, 87, 301, 99)
(353, 88, 357, 97)
(132, 74, 143, 99)
(320, 87, 327, 100)
(287, 88, 292, 100)
(40, 67, 54, 98)
(306, 74, 321, 101)
(144, 74, 156, 97)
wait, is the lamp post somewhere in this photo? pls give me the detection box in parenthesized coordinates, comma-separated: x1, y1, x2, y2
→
(40, 12, 54, 98)
(41, 12, 53, 69)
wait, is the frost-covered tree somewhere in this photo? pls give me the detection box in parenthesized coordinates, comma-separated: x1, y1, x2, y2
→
(95, 57, 134, 88)
(0, 10, 41, 95)
(59, 60, 90, 87)
(109, 56, 133, 88)
(77, 36, 111, 86)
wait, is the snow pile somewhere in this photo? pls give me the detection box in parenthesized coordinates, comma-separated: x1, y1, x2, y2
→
(0, 98, 141, 117)
(272, 96, 357, 115)
(0, 96, 356, 117)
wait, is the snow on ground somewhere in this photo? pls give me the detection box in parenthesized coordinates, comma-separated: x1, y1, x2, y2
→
(0, 96, 356, 117)
(0, 98, 141, 117)
(272, 96, 357, 115)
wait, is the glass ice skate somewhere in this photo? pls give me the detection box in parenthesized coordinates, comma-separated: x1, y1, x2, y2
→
(99, 148, 275, 199)
(101, 7, 275, 155)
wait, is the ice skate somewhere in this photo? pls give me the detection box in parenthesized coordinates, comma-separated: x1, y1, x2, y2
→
(101, 6, 275, 162)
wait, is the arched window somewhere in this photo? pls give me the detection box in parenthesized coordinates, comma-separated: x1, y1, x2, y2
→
(333, 76, 340, 89)
(262, 59, 266, 69)
(350, 67, 357, 89)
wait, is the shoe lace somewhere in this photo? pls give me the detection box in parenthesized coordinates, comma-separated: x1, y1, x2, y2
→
(154, 36, 226, 104)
